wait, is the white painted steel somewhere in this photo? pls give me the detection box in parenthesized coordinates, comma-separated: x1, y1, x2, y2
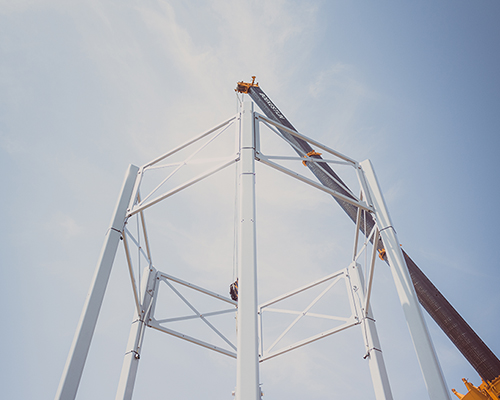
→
(263, 308, 350, 322)
(146, 273, 237, 358)
(156, 308, 235, 324)
(143, 115, 237, 168)
(236, 101, 260, 400)
(364, 229, 379, 315)
(260, 270, 345, 308)
(258, 155, 372, 212)
(139, 122, 234, 206)
(261, 154, 352, 166)
(259, 268, 359, 362)
(265, 276, 342, 354)
(148, 322, 237, 358)
(158, 272, 237, 305)
(256, 125, 356, 197)
(55, 102, 453, 400)
(350, 262, 393, 400)
(260, 320, 358, 362)
(55, 164, 139, 400)
(352, 195, 363, 261)
(163, 279, 237, 351)
(138, 202, 152, 265)
(122, 233, 141, 315)
(254, 113, 260, 154)
(255, 113, 357, 164)
(256, 117, 360, 198)
(257, 118, 360, 202)
(360, 159, 451, 400)
(128, 158, 236, 217)
(356, 163, 374, 207)
(123, 227, 150, 262)
(115, 267, 157, 400)
(258, 119, 308, 156)
(353, 224, 377, 264)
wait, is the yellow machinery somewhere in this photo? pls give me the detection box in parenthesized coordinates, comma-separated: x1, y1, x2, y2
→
(235, 76, 259, 94)
(453, 377, 500, 400)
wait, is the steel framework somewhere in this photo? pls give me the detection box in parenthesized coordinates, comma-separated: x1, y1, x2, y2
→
(55, 100, 450, 400)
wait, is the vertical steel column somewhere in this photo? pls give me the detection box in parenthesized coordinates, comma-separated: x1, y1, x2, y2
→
(115, 266, 157, 400)
(360, 159, 450, 400)
(55, 164, 139, 400)
(350, 263, 393, 400)
(236, 101, 260, 400)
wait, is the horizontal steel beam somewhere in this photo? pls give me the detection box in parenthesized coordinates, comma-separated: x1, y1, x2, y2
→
(260, 320, 358, 362)
(148, 320, 237, 358)
(255, 113, 357, 165)
(258, 155, 372, 212)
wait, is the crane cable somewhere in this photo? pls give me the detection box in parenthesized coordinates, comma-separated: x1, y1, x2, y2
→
(232, 156, 239, 282)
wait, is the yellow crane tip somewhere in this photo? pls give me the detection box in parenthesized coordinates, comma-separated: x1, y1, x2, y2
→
(235, 76, 259, 93)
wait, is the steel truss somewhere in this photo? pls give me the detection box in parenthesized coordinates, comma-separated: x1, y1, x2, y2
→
(56, 101, 450, 400)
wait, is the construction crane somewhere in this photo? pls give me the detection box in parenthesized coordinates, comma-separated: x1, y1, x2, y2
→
(236, 77, 500, 400)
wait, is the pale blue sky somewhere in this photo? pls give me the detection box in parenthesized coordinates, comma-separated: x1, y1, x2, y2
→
(1, 1, 499, 399)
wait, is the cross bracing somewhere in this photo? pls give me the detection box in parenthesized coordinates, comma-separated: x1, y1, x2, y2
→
(56, 95, 460, 400)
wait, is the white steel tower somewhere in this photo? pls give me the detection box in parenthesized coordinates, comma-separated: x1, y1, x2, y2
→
(55, 93, 450, 400)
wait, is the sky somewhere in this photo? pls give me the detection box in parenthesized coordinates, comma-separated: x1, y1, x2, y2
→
(1, 1, 500, 399)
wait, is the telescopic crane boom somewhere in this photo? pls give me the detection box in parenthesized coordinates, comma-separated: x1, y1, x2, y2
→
(236, 77, 500, 400)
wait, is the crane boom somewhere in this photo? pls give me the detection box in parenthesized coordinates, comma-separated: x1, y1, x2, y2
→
(237, 78, 500, 398)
